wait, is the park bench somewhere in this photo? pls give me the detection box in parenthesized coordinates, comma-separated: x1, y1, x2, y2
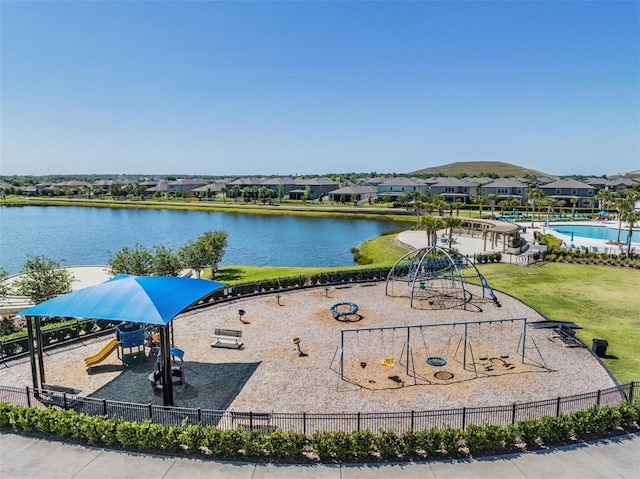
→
(552, 325, 583, 348)
(230, 411, 276, 432)
(39, 383, 81, 408)
(211, 328, 243, 349)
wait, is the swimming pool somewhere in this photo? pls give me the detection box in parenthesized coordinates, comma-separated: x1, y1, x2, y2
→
(551, 224, 632, 243)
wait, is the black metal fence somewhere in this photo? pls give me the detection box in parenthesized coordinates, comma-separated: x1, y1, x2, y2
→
(1, 382, 636, 435)
(0, 319, 121, 361)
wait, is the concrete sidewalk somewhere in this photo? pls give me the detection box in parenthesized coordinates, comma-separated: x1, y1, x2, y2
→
(1, 431, 638, 479)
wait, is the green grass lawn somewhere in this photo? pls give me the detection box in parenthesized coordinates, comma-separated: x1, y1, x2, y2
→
(477, 263, 640, 385)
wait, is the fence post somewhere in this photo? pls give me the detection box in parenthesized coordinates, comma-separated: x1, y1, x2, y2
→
(411, 410, 415, 431)
(249, 411, 253, 430)
(149, 404, 153, 419)
(512, 403, 516, 425)
(357, 412, 361, 431)
(556, 397, 561, 417)
(596, 390, 601, 407)
(303, 412, 307, 436)
(103, 399, 107, 415)
(629, 382, 635, 405)
(26, 386, 31, 408)
(63, 393, 68, 410)
(462, 407, 466, 430)
(198, 408, 202, 423)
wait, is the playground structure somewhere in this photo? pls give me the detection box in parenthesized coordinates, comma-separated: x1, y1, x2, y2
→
(84, 322, 150, 369)
(385, 246, 501, 310)
(148, 346, 185, 390)
(334, 318, 549, 389)
(330, 302, 361, 322)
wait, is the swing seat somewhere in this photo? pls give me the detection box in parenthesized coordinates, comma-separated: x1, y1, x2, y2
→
(380, 357, 394, 367)
(426, 356, 447, 367)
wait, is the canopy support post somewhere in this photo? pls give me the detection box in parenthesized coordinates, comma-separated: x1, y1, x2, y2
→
(34, 316, 46, 387)
(159, 325, 174, 406)
(26, 316, 39, 390)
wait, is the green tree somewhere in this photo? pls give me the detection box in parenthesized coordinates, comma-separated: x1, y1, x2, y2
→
(620, 210, 640, 255)
(570, 196, 579, 218)
(526, 185, 545, 228)
(442, 216, 462, 248)
(109, 183, 123, 199)
(486, 194, 499, 219)
(617, 191, 640, 253)
(453, 199, 464, 217)
(470, 194, 487, 219)
(596, 189, 614, 212)
(221, 186, 227, 203)
(179, 240, 209, 279)
(151, 245, 183, 276)
(230, 185, 240, 203)
(0, 267, 11, 298)
(107, 244, 154, 276)
(302, 185, 311, 203)
(612, 195, 633, 244)
(13, 255, 74, 303)
(420, 215, 445, 247)
(197, 231, 229, 278)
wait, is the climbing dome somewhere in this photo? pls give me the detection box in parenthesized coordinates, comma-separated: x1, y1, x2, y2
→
(385, 246, 492, 310)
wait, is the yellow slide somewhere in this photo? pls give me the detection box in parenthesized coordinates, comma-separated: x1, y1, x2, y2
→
(84, 338, 121, 368)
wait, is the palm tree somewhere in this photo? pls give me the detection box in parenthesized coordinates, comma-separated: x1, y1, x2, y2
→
(486, 194, 499, 219)
(617, 191, 640, 253)
(420, 215, 445, 247)
(230, 185, 240, 203)
(570, 196, 579, 219)
(221, 186, 227, 203)
(470, 195, 487, 219)
(442, 216, 462, 248)
(620, 210, 640, 255)
(526, 185, 545, 228)
(596, 189, 614, 212)
(612, 196, 633, 244)
(453, 199, 464, 217)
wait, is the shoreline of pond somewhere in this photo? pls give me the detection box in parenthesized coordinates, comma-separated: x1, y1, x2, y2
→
(0, 197, 416, 223)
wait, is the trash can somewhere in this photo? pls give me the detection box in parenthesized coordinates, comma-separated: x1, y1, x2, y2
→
(592, 339, 608, 357)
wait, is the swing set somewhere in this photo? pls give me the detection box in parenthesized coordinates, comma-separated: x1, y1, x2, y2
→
(336, 318, 534, 386)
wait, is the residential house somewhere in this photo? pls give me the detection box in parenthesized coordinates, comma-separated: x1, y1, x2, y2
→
(605, 177, 638, 192)
(289, 177, 340, 200)
(539, 178, 596, 208)
(166, 179, 209, 196)
(376, 177, 429, 201)
(481, 178, 528, 206)
(327, 185, 377, 204)
(428, 177, 472, 203)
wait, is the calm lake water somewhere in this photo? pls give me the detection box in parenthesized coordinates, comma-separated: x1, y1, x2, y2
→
(0, 206, 410, 274)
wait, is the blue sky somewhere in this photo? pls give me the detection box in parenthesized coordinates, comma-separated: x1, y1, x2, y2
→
(1, 1, 638, 177)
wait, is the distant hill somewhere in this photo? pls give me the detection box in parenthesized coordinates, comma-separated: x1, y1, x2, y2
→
(410, 161, 554, 178)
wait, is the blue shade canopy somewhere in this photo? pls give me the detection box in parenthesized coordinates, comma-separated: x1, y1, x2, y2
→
(17, 274, 226, 325)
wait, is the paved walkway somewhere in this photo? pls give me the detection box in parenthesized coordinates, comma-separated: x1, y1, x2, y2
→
(1, 431, 638, 479)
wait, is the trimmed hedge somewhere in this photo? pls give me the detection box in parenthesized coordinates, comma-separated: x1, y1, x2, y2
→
(1, 402, 637, 462)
